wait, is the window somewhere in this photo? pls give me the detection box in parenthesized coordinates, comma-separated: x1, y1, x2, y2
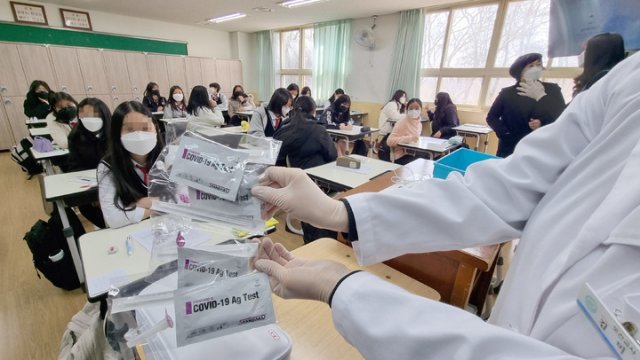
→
(421, 0, 579, 108)
(276, 27, 314, 89)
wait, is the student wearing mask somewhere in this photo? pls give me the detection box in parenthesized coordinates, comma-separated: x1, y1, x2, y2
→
(98, 101, 164, 229)
(573, 33, 625, 97)
(323, 88, 345, 109)
(163, 85, 188, 119)
(209, 82, 228, 111)
(386, 98, 422, 165)
(45, 92, 78, 149)
(377, 90, 407, 161)
(486, 53, 565, 157)
(287, 83, 300, 101)
(301, 86, 312, 97)
(248, 88, 292, 137)
(320, 95, 357, 156)
(228, 85, 256, 118)
(251, 53, 640, 359)
(142, 82, 166, 113)
(68, 97, 111, 228)
(186, 85, 224, 128)
(23, 80, 53, 119)
(427, 92, 459, 139)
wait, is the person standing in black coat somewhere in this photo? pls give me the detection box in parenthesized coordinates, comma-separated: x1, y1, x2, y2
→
(487, 53, 565, 157)
(427, 92, 459, 139)
(274, 96, 337, 170)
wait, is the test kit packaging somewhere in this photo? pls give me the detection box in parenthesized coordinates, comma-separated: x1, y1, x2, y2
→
(177, 243, 259, 288)
(174, 272, 276, 347)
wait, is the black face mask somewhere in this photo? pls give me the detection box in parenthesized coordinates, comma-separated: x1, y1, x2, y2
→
(56, 106, 77, 123)
(36, 91, 49, 100)
(339, 106, 349, 113)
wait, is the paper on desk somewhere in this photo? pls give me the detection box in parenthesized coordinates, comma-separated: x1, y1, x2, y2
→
(130, 228, 210, 252)
(88, 269, 128, 296)
(73, 176, 98, 188)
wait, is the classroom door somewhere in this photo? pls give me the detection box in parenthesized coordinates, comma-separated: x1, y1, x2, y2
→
(165, 56, 187, 93)
(76, 48, 110, 96)
(2, 96, 30, 142)
(17, 44, 58, 90)
(49, 46, 86, 95)
(124, 52, 149, 98)
(185, 57, 203, 94)
(146, 54, 170, 98)
(0, 43, 29, 97)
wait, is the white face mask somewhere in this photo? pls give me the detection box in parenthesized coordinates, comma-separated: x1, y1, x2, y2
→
(81, 117, 103, 132)
(121, 131, 157, 156)
(407, 109, 421, 119)
(523, 66, 543, 81)
(399, 96, 407, 104)
(281, 106, 291, 116)
(172, 93, 184, 102)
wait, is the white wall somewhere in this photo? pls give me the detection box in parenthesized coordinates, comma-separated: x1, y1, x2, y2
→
(0, 0, 232, 59)
(346, 13, 400, 104)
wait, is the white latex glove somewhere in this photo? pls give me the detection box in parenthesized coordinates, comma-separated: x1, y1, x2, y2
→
(253, 238, 351, 303)
(517, 80, 546, 101)
(251, 167, 349, 233)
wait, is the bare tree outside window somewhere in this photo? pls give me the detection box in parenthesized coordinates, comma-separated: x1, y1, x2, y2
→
(444, 5, 499, 68)
(495, 0, 550, 67)
(441, 77, 483, 105)
(422, 11, 449, 69)
(304, 28, 314, 69)
(282, 30, 300, 69)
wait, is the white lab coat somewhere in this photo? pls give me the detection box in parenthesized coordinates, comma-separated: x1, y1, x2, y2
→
(335, 53, 640, 359)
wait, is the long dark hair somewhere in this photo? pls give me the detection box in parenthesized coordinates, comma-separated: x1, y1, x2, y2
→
(168, 85, 187, 111)
(330, 94, 351, 123)
(144, 82, 159, 98)
(25, 80, 52, 104)
(386, 89, 406, 113)
(187, 85, 212, 115)
(102, 101, 164, 211)
(267, 88, 293, 116)
(76, 97, 112, 140)
(328, 88, 345, 104)
(51, 92, 78, 123)
(287, 83, 300, 99)
(231, 85, 244, 100)
(574, 33, 625, 95)
(434, 92, 455, 118)
(288, 95, 317, 125)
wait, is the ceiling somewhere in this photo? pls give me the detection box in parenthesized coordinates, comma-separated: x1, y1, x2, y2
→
(35, 0, 464, 33)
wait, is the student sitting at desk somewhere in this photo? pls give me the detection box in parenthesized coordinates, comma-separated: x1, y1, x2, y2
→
(45, 92, 78, 150)
(249, 88, 292, 137)
(320, 94, 356, 156)
(186, 85, 224, 128)
(98, 101, 164, 228)
(427, 92, 459, 139)
(23, 80, 53, 119)
(228, 85, 256, 118)
(208, 82, 228, 111)
(163, 85, 188, 119)
(287, 83, 300, 102)
(387, 98, 423, 165)
(301, 86, 312, 98)
(142, 82, 166, 113)
(323, 88, 345, 109)
(68, 97, 111, 229)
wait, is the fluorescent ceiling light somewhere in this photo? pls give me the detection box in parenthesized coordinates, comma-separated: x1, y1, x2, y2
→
(208, 12, 246, 23)
(279, 0, 323, 8)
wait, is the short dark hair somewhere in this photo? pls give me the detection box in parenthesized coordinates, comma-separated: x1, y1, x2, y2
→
(301, 86, 311, 96)
(144, 82, 159, 97)
(328, 88, 345, 103)
(209, 82, 221, 91)
(26, 80, 52, 104)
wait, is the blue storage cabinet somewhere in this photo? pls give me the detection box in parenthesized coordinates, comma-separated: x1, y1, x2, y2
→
(433, 148, 500, 179)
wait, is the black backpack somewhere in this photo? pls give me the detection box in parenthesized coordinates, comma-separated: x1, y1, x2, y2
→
(10, 137, 43, 178)
(23, 207, 85, 290)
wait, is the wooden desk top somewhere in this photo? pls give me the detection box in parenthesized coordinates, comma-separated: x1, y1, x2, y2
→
(335, 158, 498, 271)
(274, 238, 439, 359)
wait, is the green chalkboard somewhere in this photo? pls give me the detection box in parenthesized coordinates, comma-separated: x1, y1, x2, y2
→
(0, 22, 188, 55)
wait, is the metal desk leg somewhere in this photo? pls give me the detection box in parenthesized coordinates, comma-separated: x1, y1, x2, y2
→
(43, 158, 55, 175)
(55, 200, 85, 284)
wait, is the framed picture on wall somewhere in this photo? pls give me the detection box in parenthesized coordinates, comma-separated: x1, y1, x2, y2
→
(10, 1, 48, 26)
(59, 8, 92, 31)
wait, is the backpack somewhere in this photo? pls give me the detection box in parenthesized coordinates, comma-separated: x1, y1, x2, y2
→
(10, 137, 43, 178)
(377, 134, 391, 162)
(23, 207, 86, 290)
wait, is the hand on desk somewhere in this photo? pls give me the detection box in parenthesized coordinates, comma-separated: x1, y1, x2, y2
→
(339, 123, 353, 131)
(251, 167, 349, 233)
(254, 238, 350, 303)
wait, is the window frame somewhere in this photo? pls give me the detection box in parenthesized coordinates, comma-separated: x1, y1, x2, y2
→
(277, 26, 313, 88)
(421, 0, 581, 110)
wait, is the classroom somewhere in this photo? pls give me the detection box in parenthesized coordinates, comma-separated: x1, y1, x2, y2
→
(1, 0, 639, 358)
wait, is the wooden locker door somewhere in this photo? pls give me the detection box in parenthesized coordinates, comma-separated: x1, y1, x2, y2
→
(76, 48, 109, 95)
(215, 60, 232, 97)
(229, 60, 244, 92)
(146, 54, 170, 98)
(0, 43, 29, 97)
(165, 56, 187, 93)
(103, 51, 131, 95)
(0, 99, 16, 149)
(17, 44, 58, 90)
(49, 46, 86, 95)
(185, 57, 204, 94)
(2, 96, 30, 142)
(91, 94, 116, 112)
(125, 52, 149, 96)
